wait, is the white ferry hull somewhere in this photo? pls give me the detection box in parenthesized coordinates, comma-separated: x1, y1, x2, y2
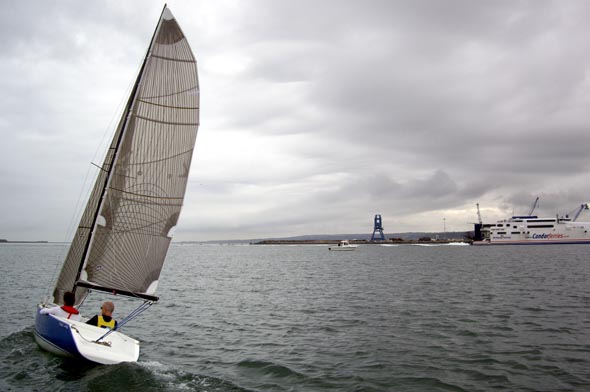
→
(474, 205, 590, 245)
(473, 238, 590, 245)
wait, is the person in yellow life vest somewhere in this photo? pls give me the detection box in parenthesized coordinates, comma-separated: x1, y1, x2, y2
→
(86, 301, 117, 329)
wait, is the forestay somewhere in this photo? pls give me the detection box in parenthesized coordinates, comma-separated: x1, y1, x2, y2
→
(52, 7, 199, 306)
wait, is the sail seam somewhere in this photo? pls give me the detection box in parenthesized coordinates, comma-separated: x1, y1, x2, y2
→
(151, 54, 196, 63)
(125, 148, 194, 166)
(134, 114, 198, 126)
(116, 197, 183, 207)
(137, 99, 199, 110)
(140, 85, 198, 100)
(109, 187, 184, 200)
(100, 216, 175, 234)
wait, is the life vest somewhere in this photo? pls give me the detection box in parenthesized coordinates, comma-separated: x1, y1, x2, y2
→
(97, 315, 116, 329)
(61, 305, 80, 319)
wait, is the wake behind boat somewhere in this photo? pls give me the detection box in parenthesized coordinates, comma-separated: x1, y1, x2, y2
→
(34, 5, 199, 365)
(473, 203, 590, 245)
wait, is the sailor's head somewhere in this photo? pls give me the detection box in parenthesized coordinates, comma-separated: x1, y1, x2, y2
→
(63, 291, 75, 306)
(101, 301, 115, 316)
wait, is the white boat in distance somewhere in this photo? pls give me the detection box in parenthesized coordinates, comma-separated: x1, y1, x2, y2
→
(329, 240, 358, 251)
(34, 5, 199, 364)
(473, 203, 590, 245)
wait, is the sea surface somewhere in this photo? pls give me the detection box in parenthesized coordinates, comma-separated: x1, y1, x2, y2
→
(1, 242, 589, 391)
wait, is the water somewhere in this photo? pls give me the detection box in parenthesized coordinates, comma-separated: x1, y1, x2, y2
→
(1, 243, 589, 391)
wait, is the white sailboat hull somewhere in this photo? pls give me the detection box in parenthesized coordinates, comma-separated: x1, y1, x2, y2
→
(34, 306, 140, 365)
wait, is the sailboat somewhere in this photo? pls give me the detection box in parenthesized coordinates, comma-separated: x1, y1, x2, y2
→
(34, 5, 199, 365)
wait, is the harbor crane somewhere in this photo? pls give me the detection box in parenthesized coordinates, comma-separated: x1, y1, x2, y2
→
(371, 214, 385, 241)
(476, 203, 482, 225)
(528, 197, 539, 216)
(572, 203, 589, 221)
(474, 203, 484, 242)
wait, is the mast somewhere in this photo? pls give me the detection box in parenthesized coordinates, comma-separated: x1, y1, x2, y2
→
(528, 197, 539, 216)
(72, 5, 170, 294)
(53, 4, 199, 306)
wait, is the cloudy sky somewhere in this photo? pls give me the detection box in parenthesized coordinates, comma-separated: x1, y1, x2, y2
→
(2, 0, 590, 242)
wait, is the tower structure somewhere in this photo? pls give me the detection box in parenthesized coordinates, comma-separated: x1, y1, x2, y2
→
(371, 214, 385, 241)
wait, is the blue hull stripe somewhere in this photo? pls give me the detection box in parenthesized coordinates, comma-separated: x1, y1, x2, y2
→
(34, 307, 81, 357)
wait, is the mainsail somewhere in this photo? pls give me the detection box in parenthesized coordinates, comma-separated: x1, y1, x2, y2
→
(52, 6, 199, 305)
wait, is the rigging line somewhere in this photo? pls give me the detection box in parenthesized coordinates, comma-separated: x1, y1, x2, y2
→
(70, 325, 99, 344)
(92, 61, 139, 167)
(96, 301, 153, 342)
(46, 158, 98, 303)
(90, 162, 108, 173)
(117, 302, 152, 326)
(77, 290, 90, 311)
(72, 3, 169, 293)
(121, 301, 154, 326)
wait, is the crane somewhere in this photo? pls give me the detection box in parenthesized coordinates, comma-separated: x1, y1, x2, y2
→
(528, 197, 539, 216)
(572, 203, 589, 221)
(476, 203, 482, 225)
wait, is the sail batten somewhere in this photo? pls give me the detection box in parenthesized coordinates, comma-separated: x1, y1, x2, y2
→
(134, 114, 199, 126)
(109, 187, 185, 200)
(52, 6, 199, 305)
(136, 99, 199, 110)
(151, 54, 196, 63)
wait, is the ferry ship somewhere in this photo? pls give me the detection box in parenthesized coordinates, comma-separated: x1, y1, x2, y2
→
(473, 203, 590, 245)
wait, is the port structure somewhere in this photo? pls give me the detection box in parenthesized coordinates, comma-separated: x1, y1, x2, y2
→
(371, 214, 385, 241)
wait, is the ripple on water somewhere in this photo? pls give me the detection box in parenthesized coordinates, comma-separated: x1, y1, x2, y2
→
(2, 243, 590, 391)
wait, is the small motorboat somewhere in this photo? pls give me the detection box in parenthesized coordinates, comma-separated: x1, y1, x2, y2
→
(328, 240, 358, 251)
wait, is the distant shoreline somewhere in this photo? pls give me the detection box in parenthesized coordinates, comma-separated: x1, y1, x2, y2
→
(0, 240, 49, 244)
(252, 239, 471, 245)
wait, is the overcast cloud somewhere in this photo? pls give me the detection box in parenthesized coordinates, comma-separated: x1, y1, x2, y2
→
(1, 0, 590, 241)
